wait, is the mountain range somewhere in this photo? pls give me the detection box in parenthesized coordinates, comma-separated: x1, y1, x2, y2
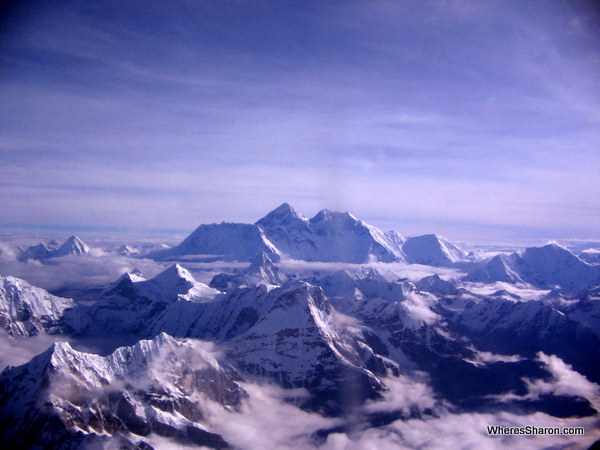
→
(151, 203, 466, 266)
(1, 204, 599, 448)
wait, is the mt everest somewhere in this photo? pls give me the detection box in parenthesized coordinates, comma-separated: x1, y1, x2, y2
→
(1, 204, 599, 449)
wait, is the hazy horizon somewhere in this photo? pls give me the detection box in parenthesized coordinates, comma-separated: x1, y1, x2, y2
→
(1, 1, 599, 241)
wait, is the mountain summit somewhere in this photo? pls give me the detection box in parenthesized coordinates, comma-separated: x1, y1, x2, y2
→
(19, 235, 92, 261)
(255, 202, 307, 228)
(153, 204, 417, 263)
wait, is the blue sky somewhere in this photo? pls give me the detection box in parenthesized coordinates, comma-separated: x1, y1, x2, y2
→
(1, 0, 599, 241)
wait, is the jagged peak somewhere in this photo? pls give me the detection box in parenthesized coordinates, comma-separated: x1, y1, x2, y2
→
(115, 268, 146, 285)
(544, 240, 568, 249)
(265, 280, 330, 315)
(61, 235, 87, 248)
(408, 233, 442, 243)
(354, 266, 388, 282)
(403, 233, 466, 265)
(256, 202, 306, 227)
(419, 273, 442, 282)
(153, 264, 196, 285)
(55, 235, 91, 256)
(52, 340, 75, 353)
(48, 341, 81, 366)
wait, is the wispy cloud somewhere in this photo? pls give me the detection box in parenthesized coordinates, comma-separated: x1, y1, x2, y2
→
(0, 0, 598, 240)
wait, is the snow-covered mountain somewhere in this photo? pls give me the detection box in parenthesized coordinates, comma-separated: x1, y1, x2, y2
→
(150, 222, 283, 262)
(257, 203, 405, 263)
(2, 209, 600, 448)
(19, 235, 92, 261)
(69, 264, 221, 342)
(224, 280, 390, 413)
(116, 243, 139, 256)
(0, 276, 75, 336)
(0, 333, 242, 448)
(441, 293, 600, 384)
(402, 234, 467, 266)
(463, 253, 526, 284)
(465, 243, 600, 289)
(209, 251, 287, 291)
(152, 203, 406, 263)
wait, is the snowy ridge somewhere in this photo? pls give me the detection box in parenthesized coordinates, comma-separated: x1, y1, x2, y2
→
(579, 248, 600, 265)
(151, 222, 283, 262)
(104, 264, 220, 304)
(210, 252, 287, 291)
(71, 265, 221, 341)
(258, 205, 406, 263)
(464, 243, 600, 289)
(402, 234, 467, 266)
(224, 280, 389, 412)
(0, 276, 75, 336)
(0, 333, 242, 448)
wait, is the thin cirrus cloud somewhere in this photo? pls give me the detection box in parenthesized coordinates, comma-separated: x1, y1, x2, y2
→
(0, 0, 598, 240)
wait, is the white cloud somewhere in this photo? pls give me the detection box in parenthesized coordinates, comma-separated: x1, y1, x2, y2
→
(277, 260, 463, 283)
(524, 353, 600, 409)
(0, 254, 168, 292)
(363, 373, 438, 415)
(326, 411, 599, 450)
(400, 292, 441, 326)
(202, 382, 340, 450)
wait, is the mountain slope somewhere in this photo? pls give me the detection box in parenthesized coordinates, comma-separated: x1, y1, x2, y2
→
(150, 204, 405, 263)
(464, 244, 600, 289)
(402, 234, 466, 266)
(0, 333, 242, 448)
(0, 276, 75, 336)
(258, 204, 405, 263)
(68, 264, 221, 344)
(151, 222, 282, 262)
(209, 251, 288, 291)
(223, 281, 390, 413)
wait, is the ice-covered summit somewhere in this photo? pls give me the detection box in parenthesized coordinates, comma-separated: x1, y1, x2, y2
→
(402, 234, 467, 266)
(255, 202, 307, 228)
(52, 235, 91, 257)
(19, 235, 92, 261)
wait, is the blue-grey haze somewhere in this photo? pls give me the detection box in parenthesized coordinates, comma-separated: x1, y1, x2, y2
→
(1, 0, 599, 241)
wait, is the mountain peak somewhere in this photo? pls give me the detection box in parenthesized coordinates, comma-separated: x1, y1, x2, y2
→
(256, 203, 306, 227)
(403, 234, 466, 266)
(244, 251, 286, 285)
(54, 235, 91, 257)
(310, 209, 358, 224)
(154, 263, 195, 284)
